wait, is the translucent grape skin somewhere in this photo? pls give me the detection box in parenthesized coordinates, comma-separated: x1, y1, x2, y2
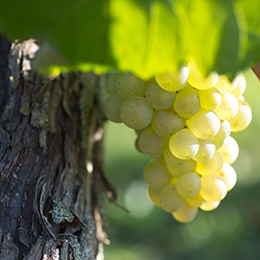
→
(186, 193, 205, 207)
(196, 151, 224, 175)
(106, 73, 120, 95)
(159, 184, 186, 212)
(139, 127, 167, 157)
(192, 139, 216, 162)
(172, 203, 198, 223)
(188, 59, 219, 90)
(214, 75, 235, 94)
(200, 201, 220, 211)
(155, 67, 189, 92)
(200, 174, 227, 202)
(148, 186, 161, 207)
(164, 147, 189, 168)
(199, 87, 222, 110)
(116, 72, 147, 98)
(186, 108, 221, 139)
(210, 120, 231, 142)
(176, 172, 201, 199)
(228, 99, 252, 132)
(145, 82, 176, 110)
(174, 84, 200, 118)
(143, 160, 171, 190)
(213, 93, 239, 120)
(151, 108, 186, 138)
(218, 163, 237, 191)
(231, 74, 246, 97)
(217, 136, 239, 164)
(104, 94, 124, 123)
(169, 129, 200, 160)
(120, 96, 153, 130)
(167, 159, 196, 178)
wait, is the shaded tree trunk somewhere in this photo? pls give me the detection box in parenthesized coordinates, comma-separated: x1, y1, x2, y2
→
(0, 36, 110, 259)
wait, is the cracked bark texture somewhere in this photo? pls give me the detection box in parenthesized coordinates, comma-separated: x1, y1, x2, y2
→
(0, 36, 109, 260)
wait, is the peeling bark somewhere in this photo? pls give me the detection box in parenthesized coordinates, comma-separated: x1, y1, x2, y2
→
(0, 36, 109, 260)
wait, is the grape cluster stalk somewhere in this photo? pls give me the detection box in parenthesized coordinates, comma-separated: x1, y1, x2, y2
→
(104, 61, 252, 223)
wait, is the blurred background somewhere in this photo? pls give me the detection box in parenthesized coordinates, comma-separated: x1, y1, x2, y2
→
(103, 68, 260, 260)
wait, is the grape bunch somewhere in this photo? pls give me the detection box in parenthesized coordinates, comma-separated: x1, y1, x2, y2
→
(104, 60, 252, 223)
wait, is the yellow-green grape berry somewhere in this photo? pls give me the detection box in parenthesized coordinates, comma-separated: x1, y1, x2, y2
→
(115, 72, 146, 98)
(231, 74, 246, 97)
(228, 99, 252, 132)
(120, 96, 153, 130)
(213, 93, 239, 120)
(214, 74, 235, 94)
(176, 172, 201, 199)
(104, 94, 124, 123)
(167, 159, 196, 178)
(186, 193, 205, 208)
(155, 66, 189, 92)
(169, 129, 199, 160)
(143, 160, 171, 190)
(139, 127, 167, 157)
(217, 163, 237, 191)
(164, 147, 189, 168)
(200, 174, 227, 202)
(199, 87, 222, 110)
(106, 72, 120, 95)
(188, 59, 219, 90)
(196, 151, 224, 175)
(210, 120, 231, 142)
(186, 108, 220, 139)
(192, 139, 216, 162)
(145, 82, 176, 110)
(174, 84, 200, 118)
(200, 201, 220, 211)
(148, 186, 161, 207)
(151, 108, 186, 138)
(217, 136, 239, 164)
(159, 184, 186, 212)
(172, 203, 198, 223)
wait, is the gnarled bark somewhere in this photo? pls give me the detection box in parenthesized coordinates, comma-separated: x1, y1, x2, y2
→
(0, 36, 109, 260)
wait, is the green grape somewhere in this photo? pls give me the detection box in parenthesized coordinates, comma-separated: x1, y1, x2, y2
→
(174, 84, 200, 118)
(200, 174, 227, 202)
(159, 184, 186, 212)
(106, 73, 120, 95)
(167, 159, 196, 177)
(192, 139, 216, 162)
(186, 108, 220, 139)
(213, 93, 239, 120)
(199, 87, 222, 110)
(176, 172, 201, 199)
(151, 108, 186, 138)
(135, 136, 144, 154)
(116, 72, 146, 98)
(231, 74, 246, 97)
(200, 201, 220, 211)
(186, 193, 205, 207)
(139, 127, 167, 157)
(196, 151, 224, 175)
(169, 129, 200, 159)
(120, 96, 153, 130)
(164, 147, 189, 168)
(213, 139, 224, 150)
(214, 75, 235, 94)
(210, 120, 231, 142)
(143, 160, 171, 190)
(218, 163, 237, 191)
(217, 136, 239, 164)
(188, 59, 219, 90)
(228, 99, 252, 132)
(145, 82, 176, 110)
(104, 94, 124, 123)
(155, 66, 189, 92)
(148, 186, 161, 207)
(172, 203, 198, 223)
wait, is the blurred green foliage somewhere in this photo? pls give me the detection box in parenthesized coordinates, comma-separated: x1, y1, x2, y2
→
(103, 69, 260, 260)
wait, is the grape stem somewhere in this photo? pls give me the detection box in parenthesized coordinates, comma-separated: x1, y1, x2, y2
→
(251, 64, 260, 81)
